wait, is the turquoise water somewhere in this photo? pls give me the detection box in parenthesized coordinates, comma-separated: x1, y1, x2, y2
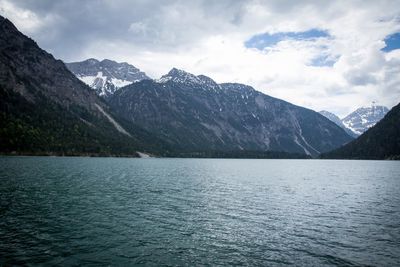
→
(1, 157, 399, 266)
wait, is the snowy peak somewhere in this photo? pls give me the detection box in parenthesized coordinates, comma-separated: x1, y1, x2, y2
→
(157, 68, 221, 90)
(342, 105, 389, 135)
(167, 67, 191, 78)
(319, 105, 389, 137)
(66, 59, 150, 97)
(158, 68, 199, 83)
(157, 68, 197, 83)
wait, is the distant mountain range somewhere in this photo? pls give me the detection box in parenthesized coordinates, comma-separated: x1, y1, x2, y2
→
(321, 102, 400, 159)
(69, 58, 387, 141)
(66, 59, 150, 97)
(319, 106, 388, 137)
(0, 15, 358, 158)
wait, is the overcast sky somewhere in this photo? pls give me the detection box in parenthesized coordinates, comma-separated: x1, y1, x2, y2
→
(1, 0, 400, 117)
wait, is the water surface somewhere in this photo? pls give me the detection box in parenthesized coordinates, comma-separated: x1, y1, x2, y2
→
(1, 157, 399, 266)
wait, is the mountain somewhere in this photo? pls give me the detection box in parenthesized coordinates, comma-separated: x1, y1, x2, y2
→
(342, 105, 388, 136)
(319, 110, 358, 137)
(109, 68, 353, 157)
(0, 15, 167, 156)
(321, 102, 400, 159)
(66, 59, 150, 97)
(319, 106, 388, 137)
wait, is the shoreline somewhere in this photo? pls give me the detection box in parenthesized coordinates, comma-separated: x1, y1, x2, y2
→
(1, 152, 398, 160)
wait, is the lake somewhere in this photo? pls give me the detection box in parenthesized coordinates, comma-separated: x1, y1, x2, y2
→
(0, 157, 399, 266)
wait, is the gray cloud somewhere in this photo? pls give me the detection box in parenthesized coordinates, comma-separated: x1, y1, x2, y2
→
(8, 0, 248, 59)
(345, 71, 378, 86)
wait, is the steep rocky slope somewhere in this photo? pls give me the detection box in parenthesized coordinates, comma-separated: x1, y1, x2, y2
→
(0, 15, 166, 156)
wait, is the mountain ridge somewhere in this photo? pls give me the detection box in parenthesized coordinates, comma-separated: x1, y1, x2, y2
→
(109, 72, 353, 157)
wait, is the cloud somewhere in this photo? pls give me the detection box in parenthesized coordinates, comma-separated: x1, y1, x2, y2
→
(0, 0, 399, 117)
(310, 54, 338, 67)
(244, 29, 330, 50)
(0, 0, 57, 33)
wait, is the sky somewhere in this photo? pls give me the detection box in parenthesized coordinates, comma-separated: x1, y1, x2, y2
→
(1, 0, 400, 117)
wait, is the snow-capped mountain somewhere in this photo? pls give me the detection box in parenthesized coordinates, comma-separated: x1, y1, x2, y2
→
(156, 68, 221, 90)
(66, 59, 150, 97)
(342, 105, 389, 135)
(320, 105, 389, 137)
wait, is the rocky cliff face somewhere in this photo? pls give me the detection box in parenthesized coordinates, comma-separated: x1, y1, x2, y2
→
(66, 59, 150, 97)
(109, 68, 353, 157)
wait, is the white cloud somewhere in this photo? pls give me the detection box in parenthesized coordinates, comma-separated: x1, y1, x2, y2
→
(0, 0, 59, 35)
(0, 0, 43, 33)
(1, 0, 400, 117)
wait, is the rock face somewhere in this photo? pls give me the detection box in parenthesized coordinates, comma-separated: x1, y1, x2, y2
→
(342, 106, 389, 136)
(321, 102, 400, 159)
(66, 59, 150, 97)
(0, 15, 165, 156)
(109, 68, 353, 157)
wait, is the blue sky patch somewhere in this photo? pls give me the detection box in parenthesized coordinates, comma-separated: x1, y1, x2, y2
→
(382, 32, 400, 52)
(245, 29, 330, 50)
